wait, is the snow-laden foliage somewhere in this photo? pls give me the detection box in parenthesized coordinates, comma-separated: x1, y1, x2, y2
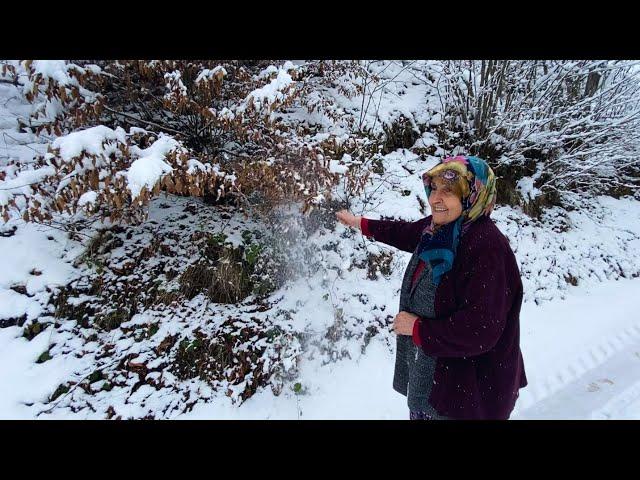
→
(1, 60, 377, 224)
(4, 59, 638, 227)
(433, 60, 640, 207)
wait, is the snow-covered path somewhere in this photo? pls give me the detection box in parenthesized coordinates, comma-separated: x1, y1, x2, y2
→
(513, 339, 640, 419)
(511, 275, 640, 420)
(512, 276, 640, 419)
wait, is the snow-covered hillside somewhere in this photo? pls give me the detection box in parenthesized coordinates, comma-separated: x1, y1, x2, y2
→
(1, 61, 640, 419)
(1, 188, 639, 419)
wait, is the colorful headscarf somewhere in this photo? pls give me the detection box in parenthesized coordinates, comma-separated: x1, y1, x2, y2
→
(417, 155, 497, 285)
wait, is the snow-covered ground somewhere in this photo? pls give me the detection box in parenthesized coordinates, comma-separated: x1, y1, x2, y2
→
(176, 275, 640, 420)
(1, 195, 639, 419)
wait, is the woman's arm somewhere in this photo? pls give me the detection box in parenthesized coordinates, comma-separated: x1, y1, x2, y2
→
(361, 217, 429, 253)
(413, 247, 511, 358)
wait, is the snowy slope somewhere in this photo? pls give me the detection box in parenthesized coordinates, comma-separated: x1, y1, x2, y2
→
(1, 193, 639, 419)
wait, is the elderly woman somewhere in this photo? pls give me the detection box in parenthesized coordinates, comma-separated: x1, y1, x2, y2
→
(336, 155, 527, 420)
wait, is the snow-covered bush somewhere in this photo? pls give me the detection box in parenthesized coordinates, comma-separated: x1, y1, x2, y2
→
(1, 60, 375, 225)
(434, 60, 640, 208)
(1, 60, 104, 136)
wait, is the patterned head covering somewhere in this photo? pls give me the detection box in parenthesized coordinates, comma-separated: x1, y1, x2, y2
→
(417, 155, 497, 285)
(423, 155, 497, 222)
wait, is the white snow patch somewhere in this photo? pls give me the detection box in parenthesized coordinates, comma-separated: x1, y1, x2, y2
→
(0, 290, 42, 320)
(127, 136, 178, 199)
(52, 125, 127, 161)
(247, 68, 294, 109)
(195, 66, 227, 84)
(516, 176, 541, 202)
(77, 191, 97, 207)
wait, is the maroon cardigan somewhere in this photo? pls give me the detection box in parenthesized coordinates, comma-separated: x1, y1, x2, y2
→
(361, 215, 528, 419)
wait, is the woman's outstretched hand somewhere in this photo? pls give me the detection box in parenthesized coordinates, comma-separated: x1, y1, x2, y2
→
(336, 209, 362, 230)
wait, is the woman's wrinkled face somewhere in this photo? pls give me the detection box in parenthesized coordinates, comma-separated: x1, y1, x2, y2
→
(428, 175, 463, 225)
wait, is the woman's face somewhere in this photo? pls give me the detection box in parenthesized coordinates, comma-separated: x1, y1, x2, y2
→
(428, 176, 463, 225)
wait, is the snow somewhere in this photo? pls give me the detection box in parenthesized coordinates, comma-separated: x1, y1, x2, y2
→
(0, 165, 55, 206)
(514, 336, 640, 420)
(328, 157, 349, 174)
(127, 156, 172, 200)
(0, 221, 75, 295)
(127, 135, 180, 199)
(411, 131, 439, 150)
(0, 325, 83, 419)
(49, 126, 183, 201)
(516, 176, 541, 201)
(164, 70, 187, 98)
(120, 313, 154, 329)
(32, 60, 74, 86)
(179, 338, 403, 420)
(186, 158, 207, 174)
(0, 289, 43, 320)
(77, 191, 97, 207)
(513, 276, 640, 416)
(52, 126, 127, 161)
(247, 68, 294, 110)
(494, 196, 640, 304)
(195, 66, 227, 84)
(258, 65, 278, 79)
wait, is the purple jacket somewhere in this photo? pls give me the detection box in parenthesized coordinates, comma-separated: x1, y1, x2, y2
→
(362, 215, 528, 419)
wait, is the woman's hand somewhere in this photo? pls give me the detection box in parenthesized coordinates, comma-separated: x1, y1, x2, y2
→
(336, 209, 362, 230)
(393, 311, 419, 335)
